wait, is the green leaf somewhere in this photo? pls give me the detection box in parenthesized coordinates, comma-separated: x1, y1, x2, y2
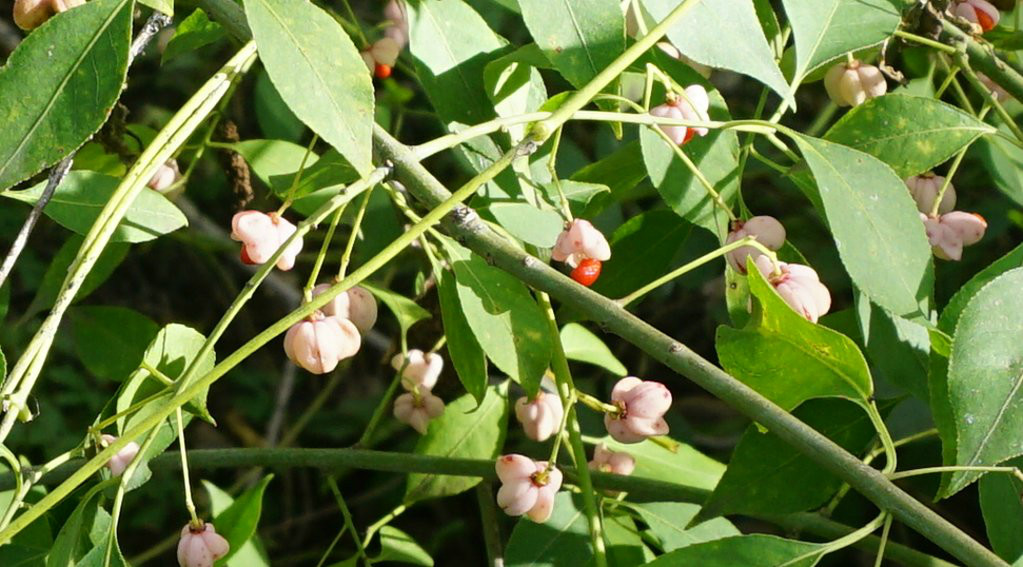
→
(792, 134, 933, 319)
(46, 481, 111, 567)
(824, 95, 994, 178)
(979, 126, 1023, 207)
(70, 306, 159, 382)
(570, 142, 646, 215)
(591, 209, 692, 299)
(28, 235, 129, 317)
(518, 0, 623, 88)
(505, 492, 592, 567)
(360, 283, 431, 339)
(560, 323, 627, 377)
(483, 45, 548, 144)
(603, 513, 650, 566)
(980, 456, 1023, 563)
(538, 180, 610, 218)
(437, 269, 488, 404)
(204, 481, 272, 567)
(0, 0, 134, 190)
(644, 534, 824, 567)
(375, 526, 434, 566)
(487, 203, 564, 247)
(781, 0, 901, 80)
(162, 9, 225, 64)
(446, 242, 552, 396)
(246, 0, 374, 173)
(642, 0, 790, 102)
(855, 294, 931, 400)
(633, 502, 738, 552)
(639, 54, 740, 238)
(254, 69, 305, 143)
(940, 242, 1023, 334)
(716, 261, 874, 410)
(408, 0, 505, 126)
(206, 475, 274, 566)
(942, 268, 1023, 497)
(405, 384, 508, 503)
(598, 437, 725, 491)
(4, 171, 187, 243)
(696, 399, 877, 521)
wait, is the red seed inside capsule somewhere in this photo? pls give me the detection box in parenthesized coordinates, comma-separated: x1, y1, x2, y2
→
(240, 247, 256, 265)
(375, 64, 392, 79)
(571, 258, 602, 287)
(976, 9, 995, 32)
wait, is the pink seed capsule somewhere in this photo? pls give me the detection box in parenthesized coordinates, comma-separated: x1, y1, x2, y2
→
(393, 391, 445, 434)
(311, 284, 378, 334)
(954, 0, 1000, 33)
(649, 85, 711, 146)
(551, 219, 611, 268)
(754, 256, 832, 323)
(905, 172, 956, 215)
(177, 522, 230, 567)
(391, 349, 444, 392)
(823, 60, 887, 107)
(100, 434, 140, 477)
(230, 211, 303, 271)
(148, 159, 182, 195)
(514, 392, 565, 442)
(283, 311, 361, 374)
(495, 454, 563, 522)
(604, 377, 672, 444)
(588, 443, 636, 476)
(725, 215, 787, 274)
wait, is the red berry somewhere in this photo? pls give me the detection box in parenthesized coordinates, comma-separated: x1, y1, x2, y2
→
(375, 64, 392, 79)
(682, 128, 696, 145)
(240, 246, 256, 265)
(571, 259, 602, 287)
(976, 9, 995, 32)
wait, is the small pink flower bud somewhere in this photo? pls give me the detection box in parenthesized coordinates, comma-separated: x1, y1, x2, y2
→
(383, 0, 409, 48)
(725, 216, 786, 274)
(284, 311, 361, 374)
(954, 0, 999, 33)
(391, 349, 444, 391)
(588, 443, 636, 476)
(920, 211, 987, 261)
(393, 391, 445, 434)
(311, 284, 378, 333)
(100, 434, 140, 477)
(754, 256, 832, 323)
(823, 60, 887, 107)
(551, 219, 611, 268)
(230, 211, 303, 271)
(978, 73, 1011, 102)
(13, 0, 82, 30)
(604, 377, 672, 444)
(495, 454, 563, 522)
(650, 85, 711, 145)
(514, 392, 564, 442)
(905, 172, 956, 214)
(148, 159, 182, 194)
(177, 522, 230, 567)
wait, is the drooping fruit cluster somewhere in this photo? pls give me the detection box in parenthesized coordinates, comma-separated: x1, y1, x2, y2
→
(514, 391, 564, 442)
(283, 285, 379, 374)
(495, 454, 563, 523)
(905, 172, 988, 260)
(362, 0, 409, 79)
(177, 522, 230, 567)
(650, 85, 712, 146)
(552, 219, 611, 287)
(230, 211, 304, 271)
(392, 349, 446, 434)
(823, 59, 887, 107)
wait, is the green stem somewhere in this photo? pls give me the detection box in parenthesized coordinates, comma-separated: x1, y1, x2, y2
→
(875, 515, 894, 567)
(955, 52, 1023, 143)
(327, 477, 370, 566)
(928, 120, 978, 218)
(939, 20, 1023, 104)
(305, 205, 347, 298)
(618, 236, 777, 306)
(865, 402, 897, 475)
(338, 187, 375, 280)
(279, 134, 319, 212)
(373, 126, 1008, 567)
(538, 292, 606, 567)
(648, 124, 737, 223)
(888, 465, 1023, 482)
(176, 407, 200, 526)
(576, 390, 620, 415)
(895, 29, 959, 54)
(355, 372, 403, 448)
(364, 503, 407, 549)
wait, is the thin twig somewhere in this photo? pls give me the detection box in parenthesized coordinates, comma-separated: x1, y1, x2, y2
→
(0, 157, 73, 289)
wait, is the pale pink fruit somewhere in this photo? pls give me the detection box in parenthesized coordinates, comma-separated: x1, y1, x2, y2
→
(383, 0, 409, 48)
(650, 85, 711, 145)
(588, 443, 636, 476)
(177, 522, 229, 567)
(920, 211, 987, 261)
(495, 454, 563, 522)
(823, 60, 887, 107)
(230, 211, 303, 271)
(604, 377, 672, 444)
(954, 0, 1000, 32)
(362, 37, 402, 72)
(393, 391, 445, 434)
(391, 349, 444, 391)
(551, 219, 611, 268)
(283, 311, 361, 374)
(311, 284, 378, 333)
(514, 392, 564, 442)
(905, 172, 956, 214)
(100, 434, 140, 477)
(754, 256, 832, 323)
(13, 0, 82, 30)
(148, 159, 182, 194)
(725, 216, 787, 274)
